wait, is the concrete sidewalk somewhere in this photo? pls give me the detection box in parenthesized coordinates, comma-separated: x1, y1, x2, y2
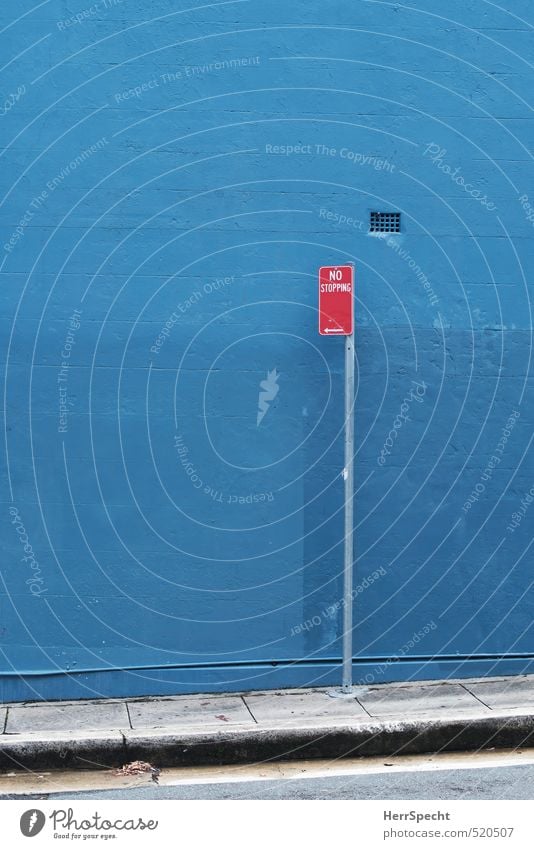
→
(2, 675, 534, 772)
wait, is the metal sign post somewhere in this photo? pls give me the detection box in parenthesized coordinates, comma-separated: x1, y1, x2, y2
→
(342, 328, 355, 693)
(318, 264, 355, 696)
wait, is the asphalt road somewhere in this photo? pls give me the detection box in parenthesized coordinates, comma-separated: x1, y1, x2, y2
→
(10, 762, 534, 801)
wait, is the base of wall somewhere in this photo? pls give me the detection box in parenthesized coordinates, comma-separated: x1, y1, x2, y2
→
(2, 655, 534, 703)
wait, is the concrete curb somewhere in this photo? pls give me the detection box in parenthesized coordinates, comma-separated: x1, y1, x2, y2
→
(1, 711, 534, 771)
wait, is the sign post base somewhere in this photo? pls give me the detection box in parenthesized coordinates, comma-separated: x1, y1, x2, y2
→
(327, 687, 355, 699)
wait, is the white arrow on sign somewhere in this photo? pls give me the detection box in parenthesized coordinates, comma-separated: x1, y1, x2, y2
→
(324, 327, 345, 333)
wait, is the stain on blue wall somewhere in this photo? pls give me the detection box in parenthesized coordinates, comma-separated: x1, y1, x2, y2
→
(1, 0, 533, 700)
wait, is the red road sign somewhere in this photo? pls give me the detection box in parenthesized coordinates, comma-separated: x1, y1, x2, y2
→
(318, 265, 354, 335)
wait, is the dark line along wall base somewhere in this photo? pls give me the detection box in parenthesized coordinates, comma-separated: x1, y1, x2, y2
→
(2, 656, 534, 703)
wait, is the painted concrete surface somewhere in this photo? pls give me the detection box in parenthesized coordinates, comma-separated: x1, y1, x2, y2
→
(1, 1, 533, 700)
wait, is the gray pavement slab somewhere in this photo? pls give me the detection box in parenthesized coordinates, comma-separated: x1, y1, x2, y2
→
(358, 682, 486, 717)
(6, 701, 129, 733)
(465, 677, 534, 709)
(0, 708, 5, 733)
(127, 695, 253, 730)
(244, 689, 369, 725)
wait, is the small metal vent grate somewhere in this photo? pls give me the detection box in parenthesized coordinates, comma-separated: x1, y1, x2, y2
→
(370, 211, 401, 233)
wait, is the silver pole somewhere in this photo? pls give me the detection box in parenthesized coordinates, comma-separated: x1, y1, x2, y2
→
(342, 330, 355, 692)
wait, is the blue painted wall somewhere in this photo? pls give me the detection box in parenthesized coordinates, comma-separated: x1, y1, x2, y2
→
(1, 0, 533, 701)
